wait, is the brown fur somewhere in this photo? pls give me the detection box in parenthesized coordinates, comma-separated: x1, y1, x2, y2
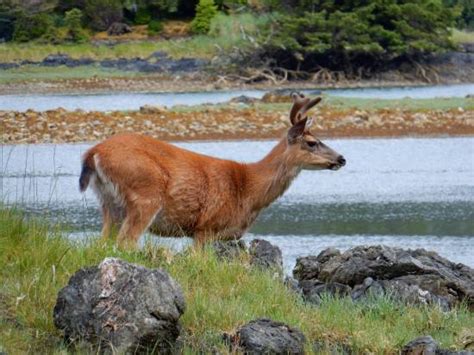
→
(79, 95, 345, 247)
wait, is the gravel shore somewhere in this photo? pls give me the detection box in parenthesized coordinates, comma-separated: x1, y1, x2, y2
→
(2, 103, 473, 144)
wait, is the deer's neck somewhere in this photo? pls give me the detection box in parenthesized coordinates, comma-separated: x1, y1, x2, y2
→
(245, 139, 301, 211)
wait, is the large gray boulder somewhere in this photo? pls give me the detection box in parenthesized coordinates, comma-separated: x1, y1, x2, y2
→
(293, 246, 474, 309)
(53, 258, 185, 353)
(233, 318, 306, 354)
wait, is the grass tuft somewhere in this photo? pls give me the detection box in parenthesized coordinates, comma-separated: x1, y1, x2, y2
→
(0, 207, 472, 353)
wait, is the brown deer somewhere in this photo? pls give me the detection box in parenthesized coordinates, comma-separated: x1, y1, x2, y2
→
(79, 93, 345, 247)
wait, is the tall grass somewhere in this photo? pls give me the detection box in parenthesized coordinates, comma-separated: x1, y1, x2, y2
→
(0, 13, 269, 63)
(0, 207, 472, 353)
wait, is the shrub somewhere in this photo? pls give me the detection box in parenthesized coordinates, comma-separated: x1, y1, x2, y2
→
(65, 8, 89, 42)
(134, 7, 151, 25)
(190, 0, 218, 34)
(147, 19, 163, 35)
(259, 0, 457, 73)
(13, 12, 55, 42)
(84, 0, 123, 31)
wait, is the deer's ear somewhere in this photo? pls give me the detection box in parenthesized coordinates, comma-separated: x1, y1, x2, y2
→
(288, 117, 308, 144)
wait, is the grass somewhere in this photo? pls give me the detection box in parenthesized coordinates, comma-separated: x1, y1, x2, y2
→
(0, 65, 146, 84)
(0, 13, 268, 63)
(172, 96, 474, 113)
(452, 29, 474, 44)
(0, 207, 473, 354)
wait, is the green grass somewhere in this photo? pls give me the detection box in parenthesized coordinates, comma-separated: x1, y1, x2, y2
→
(0, 65, 146, 84)
(0, 207, 472, 354)
(172, 96, 474, 113)
(452, 29, 474, 44)
(0, 13, 268, 64)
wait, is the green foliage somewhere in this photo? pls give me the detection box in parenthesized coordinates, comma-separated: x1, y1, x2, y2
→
(133, 7, 151, 24)
(261, 0, 457, 72)
(191, 0, 218, 34)
(65, 8, 89, 42)
(0, 207, 473, 353)
(444, 0, 474, 29)
(0, 5, 16, 41)
(84, 0, 123, 31)
(13, 12, 55, 42)
(147, 19, 163, 34)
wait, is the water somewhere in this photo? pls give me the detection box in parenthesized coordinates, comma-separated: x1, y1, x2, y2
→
(2, 137, 473, 272)
(0, 83, 473, 111)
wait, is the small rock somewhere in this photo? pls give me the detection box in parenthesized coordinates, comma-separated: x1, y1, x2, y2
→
(402, 336, 438, 355)
(139, 105, 167, 114)
(249, 239, 283, 272)
(211, 240, 247, 260)
(233, 319, 306, 354)
(299, 280, 351, 305)
(54, 258, 185, 353)
(229, 95, 258, 104)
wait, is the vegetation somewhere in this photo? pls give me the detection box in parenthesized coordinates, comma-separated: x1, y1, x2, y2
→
(190, 0, 218, 34)
(0, 207, 473, 353)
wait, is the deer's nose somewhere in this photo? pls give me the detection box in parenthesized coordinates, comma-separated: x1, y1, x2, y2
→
(337, 156, 346, 166)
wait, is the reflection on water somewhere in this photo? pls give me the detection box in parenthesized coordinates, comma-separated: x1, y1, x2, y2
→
(2, 137, 473, 269)
(1, 83, 473, 111)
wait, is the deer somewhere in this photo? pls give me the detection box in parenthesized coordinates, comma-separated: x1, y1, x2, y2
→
(79, 93, 346, 248)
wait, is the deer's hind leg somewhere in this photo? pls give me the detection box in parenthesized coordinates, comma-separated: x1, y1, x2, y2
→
(116, 199, 161, 249)
(100, 203, 121, 240)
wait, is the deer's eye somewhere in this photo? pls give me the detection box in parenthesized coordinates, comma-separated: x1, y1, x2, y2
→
(306, 141, 318, 148)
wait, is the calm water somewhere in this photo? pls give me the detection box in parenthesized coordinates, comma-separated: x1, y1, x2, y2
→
(2, 137, 473, 272)
(1, 83, 473, 111)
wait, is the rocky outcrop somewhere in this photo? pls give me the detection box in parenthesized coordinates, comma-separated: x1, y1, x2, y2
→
(293, 246, 474, 309)
(249, 239, 283, 273)
(402, 335, 474, 355)
(53, 258, 185, 353)
(107, 22, 132, 36)
(230, 319, 306, 354)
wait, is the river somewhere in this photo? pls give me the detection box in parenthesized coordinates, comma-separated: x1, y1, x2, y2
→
(2, 137, 473, 272)
(0, 83, 473, 111)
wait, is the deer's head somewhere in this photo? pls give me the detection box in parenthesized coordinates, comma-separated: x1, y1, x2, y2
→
(286, 93, 345, 171)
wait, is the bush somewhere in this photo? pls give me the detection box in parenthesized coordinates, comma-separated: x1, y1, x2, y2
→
(84, 0, 123, 31)
(65, 8, 89, 42)
(133, 7, 151, 25)
(190, 0, 218, 34)
(13, 12, 55, 42)
(259, 0, 457, 73)
(147, 19, 163, 35)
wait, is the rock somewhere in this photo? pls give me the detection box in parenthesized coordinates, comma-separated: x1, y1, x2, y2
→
(402, 336, 439, 355)
(284, 276, 302, 295)
(293, 248, 340, 282)
(402, 335, 474, 355)
(229, 95, 258, 104)
(294, 246, 474, 309)
(233, 319, 306, 354)
(351, 277, 450, 310)
(107, 22, 132, 36)
(211, 240, 247, 260)
(299, 280, 351, 305)
(42, 54, 71, 66)
(53, 257, 185, 353)
(139, 104, 167, 114)
(249, 239, 283, 272)
(261, 90, 295, 103)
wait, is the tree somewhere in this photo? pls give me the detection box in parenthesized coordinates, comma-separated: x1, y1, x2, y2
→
(65, 8, 88, 42)
(190, 0, 218, 34)
(84, 0, 123, 31)
(260, 0, 457, 73)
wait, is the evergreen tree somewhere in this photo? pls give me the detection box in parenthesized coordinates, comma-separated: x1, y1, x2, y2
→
(191, 0, 218, 34)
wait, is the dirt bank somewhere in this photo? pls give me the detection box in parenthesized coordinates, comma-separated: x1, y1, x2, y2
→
(2, 104, 473, 144)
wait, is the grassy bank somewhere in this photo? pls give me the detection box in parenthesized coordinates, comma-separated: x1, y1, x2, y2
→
(0, 208, 473, 354)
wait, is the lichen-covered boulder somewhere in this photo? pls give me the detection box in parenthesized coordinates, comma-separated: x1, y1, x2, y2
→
(53, 257, 185, 353)
(233, 319, 306, 354)
(211, 240, 247, 260)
